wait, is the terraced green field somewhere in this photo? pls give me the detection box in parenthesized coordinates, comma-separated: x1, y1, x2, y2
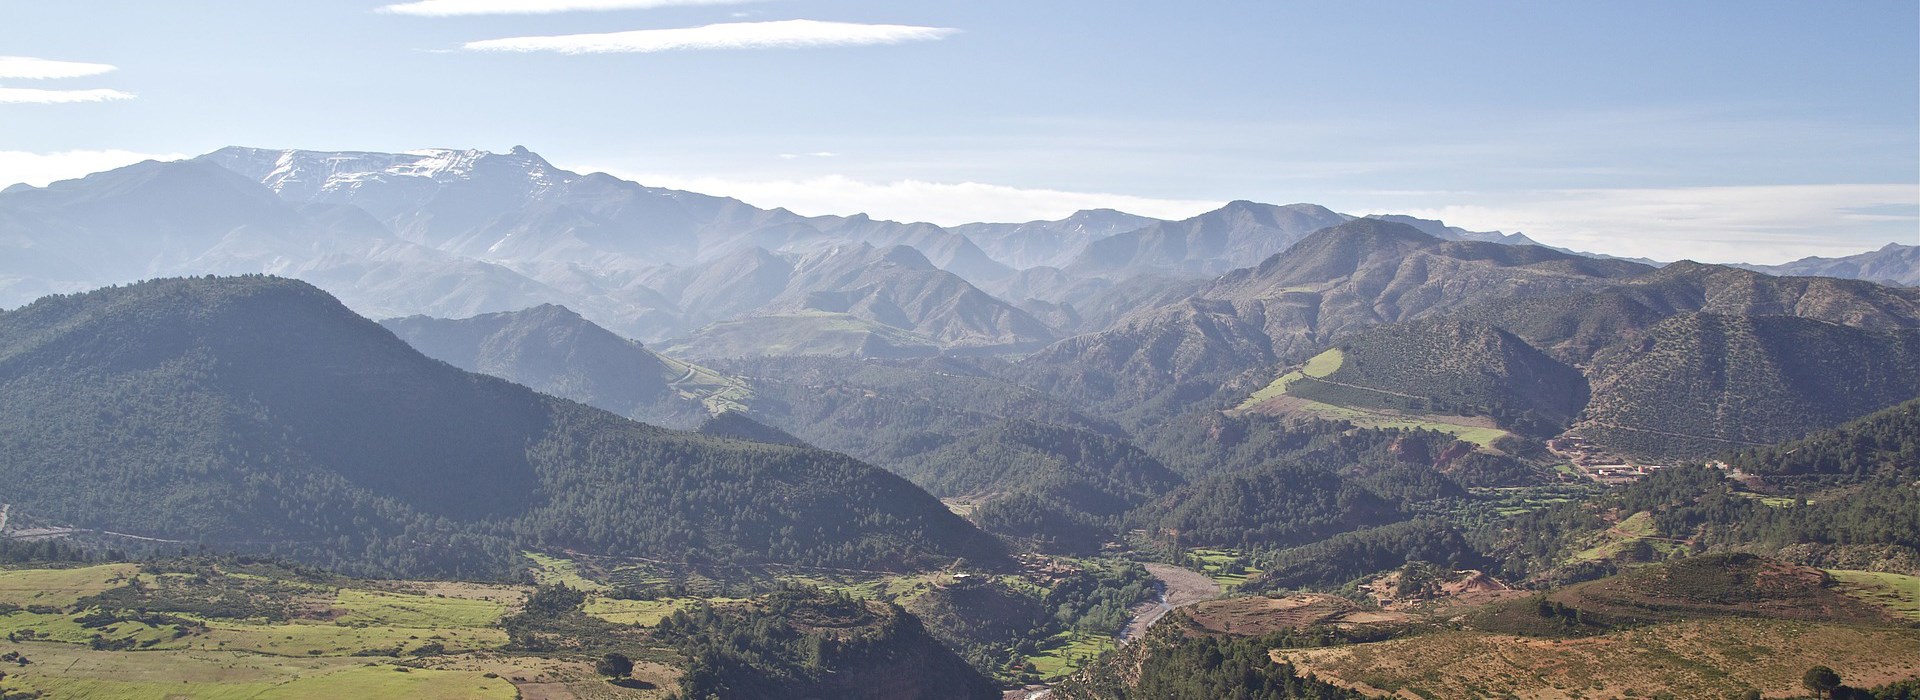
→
(1027, 631, 1116, 679)
(526, 551, 609, 591)
(0, 563, 138, 607)
(1240, 348, 1345, 406)
(658, 354, 755, 415)
(1830, 570, 1920, 621)
(1237, 348, 1512, 448)
(1188, 548, 1262, 590)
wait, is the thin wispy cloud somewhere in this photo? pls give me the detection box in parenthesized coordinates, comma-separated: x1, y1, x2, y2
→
(0, 87, 136, 104)
(465, 20, 959, 55)
(379, 0, 749, 16)
(0, 56, 117, 80)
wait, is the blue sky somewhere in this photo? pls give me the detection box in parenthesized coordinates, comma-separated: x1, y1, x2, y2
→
(1, 0, 1915, 263)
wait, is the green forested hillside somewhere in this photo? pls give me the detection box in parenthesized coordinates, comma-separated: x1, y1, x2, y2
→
(1137, 410, 1532, 487)
(709, 356, 1122, 464)
(697, 410, 810, 447)
(1476, 461, 1920, 583)
(657, 589, 1000, 700)
(380, 304, 717, 428)
(1728, 398, 1920, 477)
(1578, 313, 1920, 459)
(899, 420, 1182, 518)
(703, 357, 1197, 550)
(1246, 519, 1483, 591)
(0, 276, 1005, 577)
(1455, 261, 1920, 364)
(1293, 320, 1588, 436)
(1011, 297, 1277, 429)
(886, 419, 1184, 551)
(1130, 462, 1401, 550)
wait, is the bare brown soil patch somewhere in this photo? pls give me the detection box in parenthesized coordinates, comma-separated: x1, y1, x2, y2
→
(1184, 593, 1416, 635)
(1275, 618, 1920, 699)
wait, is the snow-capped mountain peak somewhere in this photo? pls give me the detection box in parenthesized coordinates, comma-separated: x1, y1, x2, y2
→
(205, 146, 571, 202)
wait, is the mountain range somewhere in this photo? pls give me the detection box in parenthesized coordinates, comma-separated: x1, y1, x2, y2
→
(0, 145, 1689, 356)
(1737, 242, 1920, 287)
(4, 144, 1918, 553)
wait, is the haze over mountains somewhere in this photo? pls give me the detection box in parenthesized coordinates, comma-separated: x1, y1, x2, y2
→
(2, 146, 1912, 468)
(4, 146, 1919, 698)
(4, 146, 1905, 354)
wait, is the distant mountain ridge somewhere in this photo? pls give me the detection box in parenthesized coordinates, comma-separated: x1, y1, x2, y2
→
(0, 150, 1053, 354)
(1066, 201, 1352, 278)
(202, 146, 1014, 279)
(952, 208, 1162, 269)
(380, 304, 727, 429)
(1737, 243, 1920, 287)
(2, 145, 1909, 368)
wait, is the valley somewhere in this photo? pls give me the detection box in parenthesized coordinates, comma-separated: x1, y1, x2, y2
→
(0, 149, 1917, 699)
(1118, 563, 1221, 644)
(6, 2, 1917, 696)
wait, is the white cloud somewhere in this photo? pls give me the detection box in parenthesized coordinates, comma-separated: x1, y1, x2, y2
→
(0, 87, 136, 104)
(0, 150, 186, 188)
(465, 20, 959, 55)
(380, 0, 749, 16)
(1385, 184, 1919, 264)
(598, 171, 1221, 225)
(0, 56, 116, 80)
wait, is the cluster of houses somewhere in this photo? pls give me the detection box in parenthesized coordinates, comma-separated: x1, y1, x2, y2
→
(1546, 436, 1670, 484)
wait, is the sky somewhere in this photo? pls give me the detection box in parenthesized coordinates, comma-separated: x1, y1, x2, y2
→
(1, 0, 1915, 264)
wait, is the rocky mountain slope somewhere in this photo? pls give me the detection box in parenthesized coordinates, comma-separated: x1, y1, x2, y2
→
(1738, 242, 1920, 287)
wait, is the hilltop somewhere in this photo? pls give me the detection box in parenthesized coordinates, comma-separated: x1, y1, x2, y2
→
(382, 304, 741, 429)
(0, 276, 1006, 576)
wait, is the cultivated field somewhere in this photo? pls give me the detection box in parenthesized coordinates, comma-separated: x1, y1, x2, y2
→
(1831, 570, 1920, 621)
(1236, 348, 1512, 448)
